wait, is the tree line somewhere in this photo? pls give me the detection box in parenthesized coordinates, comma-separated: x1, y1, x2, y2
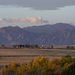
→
(13, 44, 38, 48)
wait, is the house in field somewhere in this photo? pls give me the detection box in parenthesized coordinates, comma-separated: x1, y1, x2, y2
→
(39, 45, 45, 49)
(13, 44, 39, 48)
(13, 44, 25, 48)
(18, 44, 25, 48)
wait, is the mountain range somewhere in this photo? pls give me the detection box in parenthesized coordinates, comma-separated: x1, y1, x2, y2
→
(0, 23, 75, 46)
(23, 23, 75, 33)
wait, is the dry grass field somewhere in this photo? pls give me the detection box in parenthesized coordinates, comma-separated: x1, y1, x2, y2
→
(0, 48, 75, 66)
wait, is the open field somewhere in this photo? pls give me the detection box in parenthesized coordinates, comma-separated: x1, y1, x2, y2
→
(0, 48, 75, 66)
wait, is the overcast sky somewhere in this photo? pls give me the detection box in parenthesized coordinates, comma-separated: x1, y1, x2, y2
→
(0, 0, 75, 28)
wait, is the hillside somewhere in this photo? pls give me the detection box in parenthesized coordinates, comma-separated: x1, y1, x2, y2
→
(0, 23, 75, 46)
(32, 29, 75, 45)
(23, 23, 75, 33)
(0, 26, 43, 46)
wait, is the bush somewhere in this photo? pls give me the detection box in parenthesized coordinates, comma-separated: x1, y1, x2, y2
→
(72, 58, 75, 62)
(13, 45, 17, 48)
(1, 44, 5, 48)
(51, 45, 53, 49)
(63, 55, 71, 58)
(66, 46, 70, 49)
(61, 63, 75, 75)
(1, 56, 74, 75)
(47, 47, 50, 49)
(70, 46, 74, 49)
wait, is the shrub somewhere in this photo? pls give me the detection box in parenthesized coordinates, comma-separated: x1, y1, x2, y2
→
(61, 62, 75, 75)
(63, 55, 71, 58)
(66, 46, 70, 49)
(13, 45, 17, 48)
(51, 45, 53, 49)
(1, 44, 5, 48)
(70, 46, 74, 49)
(47, 47, 50, 49)
(1, 56, 74, 75)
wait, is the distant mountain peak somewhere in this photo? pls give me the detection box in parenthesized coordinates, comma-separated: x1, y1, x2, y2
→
(7, 26, 20, 28)
(23, 23, 75, 33)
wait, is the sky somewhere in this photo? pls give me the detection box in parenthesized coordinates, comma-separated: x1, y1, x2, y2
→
(0, 0, 75, 28)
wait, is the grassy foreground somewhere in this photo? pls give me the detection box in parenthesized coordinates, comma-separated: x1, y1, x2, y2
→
(0, 48, 75, 65)
(1, 55, 75, 75)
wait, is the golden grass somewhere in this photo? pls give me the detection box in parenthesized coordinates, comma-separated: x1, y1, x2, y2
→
(0, 48, 75, 65)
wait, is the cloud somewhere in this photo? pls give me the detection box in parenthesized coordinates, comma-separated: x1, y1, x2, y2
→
(0, 0, 75, 10)
(0, 18, 2, 22)
(11, 17, 19, 21)
(1, 17, 49, 24)
(3, 18, 13, 23)
(20, 17, 42, 23)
